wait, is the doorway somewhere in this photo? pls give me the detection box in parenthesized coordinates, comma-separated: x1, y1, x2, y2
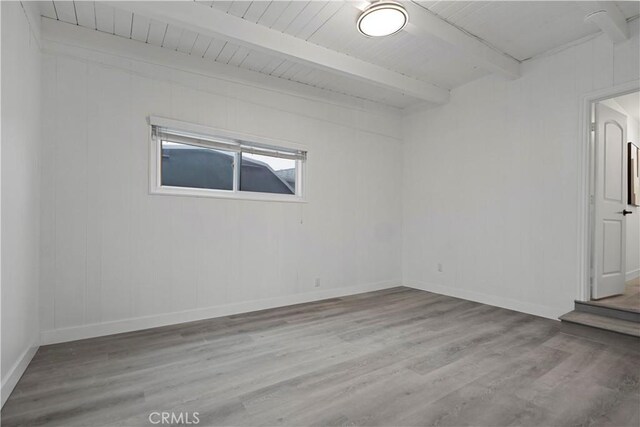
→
(589, 90, 640, 311)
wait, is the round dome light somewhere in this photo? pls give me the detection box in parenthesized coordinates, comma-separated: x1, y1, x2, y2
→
(357, 2, 408, 37)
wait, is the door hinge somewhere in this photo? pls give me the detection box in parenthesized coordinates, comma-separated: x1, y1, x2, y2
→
(590, 122, 596, 132)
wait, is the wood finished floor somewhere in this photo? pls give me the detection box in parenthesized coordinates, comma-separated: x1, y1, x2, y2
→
(590, 278, 640, 313)
(2, 287, 639, 427)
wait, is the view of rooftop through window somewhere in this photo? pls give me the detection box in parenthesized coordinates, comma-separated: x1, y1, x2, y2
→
(161, 140, 297, 196)
(161, 141, 234, 191)
(241, 153, 295, 194)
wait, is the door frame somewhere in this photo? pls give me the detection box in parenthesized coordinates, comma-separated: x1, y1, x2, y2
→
(577, 80, 639, 302)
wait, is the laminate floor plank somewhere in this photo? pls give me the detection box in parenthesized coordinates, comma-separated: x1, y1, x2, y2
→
(2, 287, 639, 427)
(589, 278, 640, 313)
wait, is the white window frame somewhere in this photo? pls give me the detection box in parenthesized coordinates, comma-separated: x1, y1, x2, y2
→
(149, 116, 307, 203)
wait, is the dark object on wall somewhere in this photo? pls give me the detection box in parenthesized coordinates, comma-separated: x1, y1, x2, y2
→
(630, 142, 640, 206)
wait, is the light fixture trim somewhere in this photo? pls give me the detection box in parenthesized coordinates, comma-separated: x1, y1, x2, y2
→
(357, 2, 409, 37)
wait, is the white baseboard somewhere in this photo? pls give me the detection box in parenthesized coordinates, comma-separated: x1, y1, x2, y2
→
(404, 280, 565, 320)
(41, 280, 400, 345)
(626, 269, 639, 281)
(1, 344, 39, 408)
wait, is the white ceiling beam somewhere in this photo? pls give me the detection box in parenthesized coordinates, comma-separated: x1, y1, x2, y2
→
(109, 1, 449, 105)
(581, 2, 629, 43)
(398, 2, 520, 80)
(40, 18, 403, 115)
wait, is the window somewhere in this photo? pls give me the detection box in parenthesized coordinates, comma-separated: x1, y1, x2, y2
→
(241, 153, 296, 195)
(150, 118, 306, 201)
(161, 141, 234, 191)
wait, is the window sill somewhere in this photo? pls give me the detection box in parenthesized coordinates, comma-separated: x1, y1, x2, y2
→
(150, 185, 307, 203)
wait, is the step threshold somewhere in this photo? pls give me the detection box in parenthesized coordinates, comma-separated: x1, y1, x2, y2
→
(576, 299, 640, 315)
(559, 311, 640, 338)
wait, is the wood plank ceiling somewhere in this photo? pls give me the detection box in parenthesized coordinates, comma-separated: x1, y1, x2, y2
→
(39, 1, 639, 109)
(418, 1, 640, 60)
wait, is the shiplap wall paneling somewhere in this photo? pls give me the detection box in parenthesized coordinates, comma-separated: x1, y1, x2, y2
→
(2, 0, 42, 405)
(52, 57, 88, 328)
(40, 37, 404, 342)
(402, 20, 640, 320)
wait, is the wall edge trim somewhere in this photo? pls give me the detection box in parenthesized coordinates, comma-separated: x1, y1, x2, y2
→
(404, 280, 564, 320)
(1, 344, 39, 408)
(41, 280, 401, 345)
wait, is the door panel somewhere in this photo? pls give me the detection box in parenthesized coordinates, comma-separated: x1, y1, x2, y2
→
(593, 103, 627, 299)
(602, 220, 622, 274)
(604, 122, 623, 201)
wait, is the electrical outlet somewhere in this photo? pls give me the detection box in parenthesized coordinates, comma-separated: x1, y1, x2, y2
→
(315, 278, 321, 287)
(437, 263, 443, 273)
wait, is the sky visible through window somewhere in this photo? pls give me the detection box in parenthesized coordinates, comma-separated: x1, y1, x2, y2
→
(242, 153, 295, 172)
(162, 142, 295, 171)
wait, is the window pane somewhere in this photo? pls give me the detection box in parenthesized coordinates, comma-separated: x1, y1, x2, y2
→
(240, 153, 296, 195)
(161, 140, 234, 191)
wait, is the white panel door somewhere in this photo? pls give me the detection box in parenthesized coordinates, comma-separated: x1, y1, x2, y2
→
(593, 103, 628, 299)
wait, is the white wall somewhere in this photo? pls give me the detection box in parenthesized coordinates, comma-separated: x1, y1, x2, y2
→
(403, 21, 640, 319)
(1, 1, 41, 406)
(30, 9, 640, 348)
(600, 97, 640, 281)
(626, 116, 640, 281)
(39, 31, 403, 344)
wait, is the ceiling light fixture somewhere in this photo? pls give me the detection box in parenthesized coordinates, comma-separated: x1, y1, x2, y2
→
(357, 2, 408, 37)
